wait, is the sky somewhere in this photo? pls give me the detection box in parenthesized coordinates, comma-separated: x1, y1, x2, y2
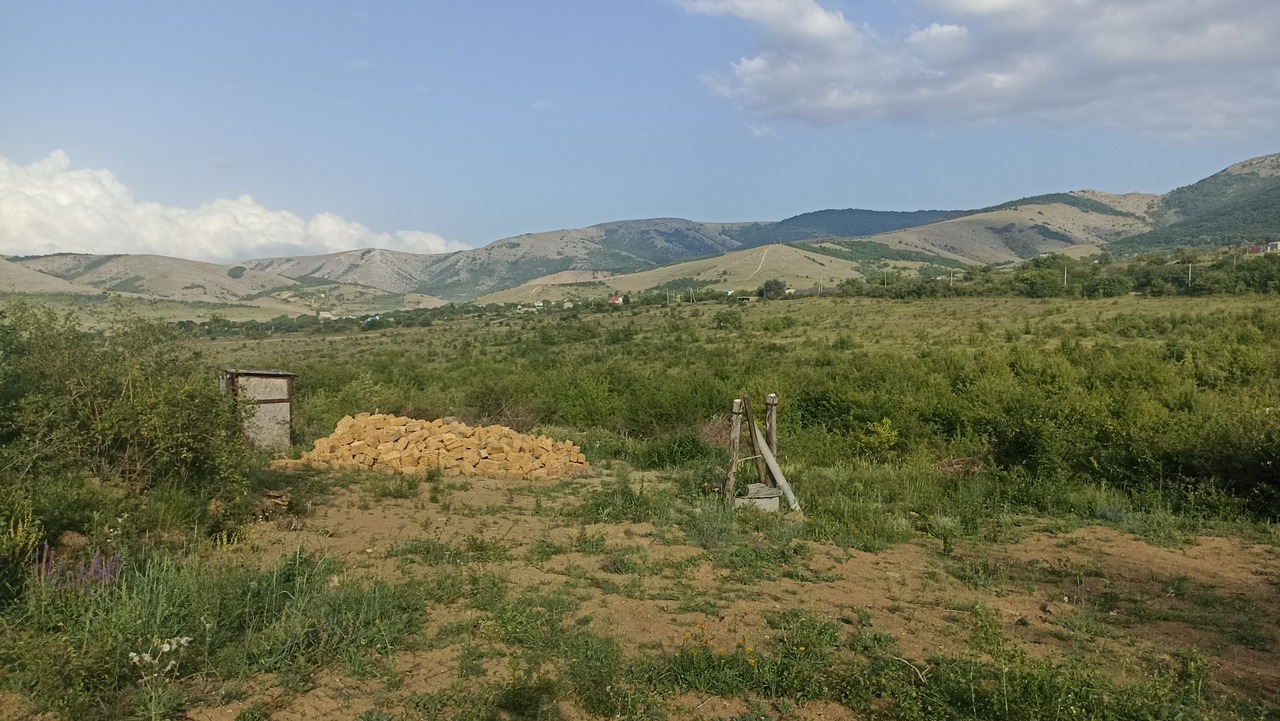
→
(1, 0, 1278, 264)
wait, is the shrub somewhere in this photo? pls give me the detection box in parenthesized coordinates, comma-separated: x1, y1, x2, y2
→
(0, 302, 256, 542)
(1, 550, 426, 719)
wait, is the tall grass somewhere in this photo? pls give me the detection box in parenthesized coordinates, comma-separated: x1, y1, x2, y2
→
(2, 550, 426, 719)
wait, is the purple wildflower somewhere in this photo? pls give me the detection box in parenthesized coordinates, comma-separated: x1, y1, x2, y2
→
(34, 544, 122, 592)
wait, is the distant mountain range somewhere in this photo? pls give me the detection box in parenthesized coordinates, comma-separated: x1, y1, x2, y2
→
(2, 153, 1277, 313)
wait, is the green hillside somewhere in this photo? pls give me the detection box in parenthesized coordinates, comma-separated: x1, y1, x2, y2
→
(979, 193, 1141, 219)
(1112, 182, 1280, 254)
(730, 208, 962, 245)
(797, 239, 967, 268)
(1157, 158, 1280, 224)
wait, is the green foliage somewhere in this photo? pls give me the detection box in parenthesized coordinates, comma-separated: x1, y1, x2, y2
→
(649, 611, 839, 699)
(837, 250, 1280, 300)
(1, 550, 426, 719)
(224, 294, 1280, 521)
(0, 302, 256, 545)
(0, 501, 41, 602)
(798, 239, 967, 268)
(388, 536, 510, 565)
(713, 308, 745, 330)
(757, 279, 787, 300)
(577, 475, 671, 525)
(980, 192, 1142, 220)
(1114, 182, 1280, 254)
(1160, 167, 1280, 222)
(732, 208, 962, 246)
(6, 292, 1280, 719)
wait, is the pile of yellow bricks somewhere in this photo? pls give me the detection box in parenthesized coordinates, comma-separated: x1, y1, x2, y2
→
(298, 413, 589, 480)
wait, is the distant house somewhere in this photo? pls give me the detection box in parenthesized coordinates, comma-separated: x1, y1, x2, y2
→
(1246, 241, 1280, 255)
(562, 301, 574, 309)
(608, 295, 624, 305)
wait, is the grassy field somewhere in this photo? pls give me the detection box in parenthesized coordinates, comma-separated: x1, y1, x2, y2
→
(3, 294, 1280, 720)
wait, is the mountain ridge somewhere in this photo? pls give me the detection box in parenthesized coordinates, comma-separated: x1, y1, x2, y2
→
(4, 152, 1277, 308)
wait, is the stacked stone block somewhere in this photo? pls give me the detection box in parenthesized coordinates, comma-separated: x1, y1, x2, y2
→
(300, 413, 589, 480)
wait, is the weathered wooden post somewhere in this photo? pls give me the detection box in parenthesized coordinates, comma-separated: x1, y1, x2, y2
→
(742, 394, 770, 487)
(765, 393, 778, 456)
(725, 398, 744, 501)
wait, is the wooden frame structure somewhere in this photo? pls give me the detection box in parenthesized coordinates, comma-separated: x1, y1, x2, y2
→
(724, 393, 801, 512)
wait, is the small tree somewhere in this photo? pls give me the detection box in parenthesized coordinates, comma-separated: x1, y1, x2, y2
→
(757, 279, 787, 300)
(712, 309, 744, 330)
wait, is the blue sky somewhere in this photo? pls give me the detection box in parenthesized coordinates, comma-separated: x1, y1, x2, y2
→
(2, 0, 1278, 262)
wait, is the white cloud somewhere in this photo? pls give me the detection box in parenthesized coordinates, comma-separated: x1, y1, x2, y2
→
(677, 0, 1280, 137)
(746, 123, 777, 138)
(0, 151, 469, 263)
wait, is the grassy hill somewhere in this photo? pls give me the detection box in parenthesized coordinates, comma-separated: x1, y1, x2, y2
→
(728, 208, 962, 246)
(0, 257, 104, 295)
(1105, 154, 1280, 255)
(12, 253, 296, 303)
(242, 248, 453, 295)
(477, 244, 870, 304)
(1112, 182, 1280, 254)
(1155, 153, 1280, 225)
(853, 193, 1155, 263)
(2, 252, 447, 321)
(406, 219, 748, 301)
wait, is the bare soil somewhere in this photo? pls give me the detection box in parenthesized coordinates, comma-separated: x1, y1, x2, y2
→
(194, 473, 1280, 720)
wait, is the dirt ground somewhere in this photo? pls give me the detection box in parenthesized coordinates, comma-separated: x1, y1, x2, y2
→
(191, 472, 1280, 720)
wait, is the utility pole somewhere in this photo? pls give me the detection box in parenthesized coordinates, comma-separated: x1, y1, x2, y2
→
(1188, 262, 1193, 285)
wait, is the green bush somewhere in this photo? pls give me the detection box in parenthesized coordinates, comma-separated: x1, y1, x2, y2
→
(1, 550, 426, 719)
(0, 302, 256, 546)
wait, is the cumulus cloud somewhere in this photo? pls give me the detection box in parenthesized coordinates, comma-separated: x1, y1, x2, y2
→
(677, 0, 1280, 137)
(0, 151, 468, 264)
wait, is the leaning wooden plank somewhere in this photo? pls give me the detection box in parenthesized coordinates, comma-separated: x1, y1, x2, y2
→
(751, 423, 801, 513)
